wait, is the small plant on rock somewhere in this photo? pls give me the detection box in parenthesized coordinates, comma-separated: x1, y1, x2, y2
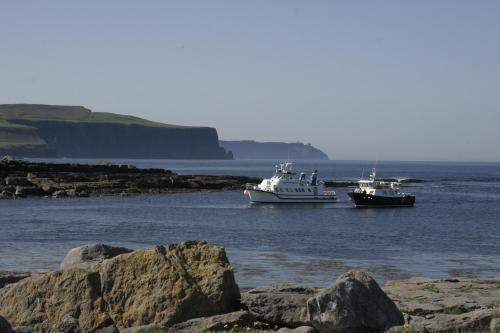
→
(421, 283, 440, 293)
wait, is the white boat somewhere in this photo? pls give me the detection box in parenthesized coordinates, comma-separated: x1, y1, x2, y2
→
(244, 162, 337, 203)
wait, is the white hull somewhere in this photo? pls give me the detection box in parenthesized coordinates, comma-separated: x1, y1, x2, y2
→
(247, 190, 337, 203)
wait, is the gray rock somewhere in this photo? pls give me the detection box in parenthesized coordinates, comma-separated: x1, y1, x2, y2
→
(0, 271, 31, 288)
(277, 326, 317, 333)
(491, 318, 500, 332)
(59, 243, 132, 270)
(241, 284, 319, 328)
(419, 309, 500, 333)
(166, 310, 255, 332)
(0, 315, 14, 333)
(307, 270, 403, 333)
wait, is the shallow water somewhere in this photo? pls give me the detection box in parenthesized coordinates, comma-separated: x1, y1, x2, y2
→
(1, 159, 499, 288)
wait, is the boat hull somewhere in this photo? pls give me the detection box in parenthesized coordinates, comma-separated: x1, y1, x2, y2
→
(247, 189, 337, 203)
(348, 192, 415, 207)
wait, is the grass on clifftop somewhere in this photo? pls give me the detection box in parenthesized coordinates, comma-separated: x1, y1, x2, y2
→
(0, 120, 47, 148)
(0, 118, 32, 129)
(0, 104, 195, 128)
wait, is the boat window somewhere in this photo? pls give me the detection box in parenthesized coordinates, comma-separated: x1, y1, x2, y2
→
(308, 188, 311, 192)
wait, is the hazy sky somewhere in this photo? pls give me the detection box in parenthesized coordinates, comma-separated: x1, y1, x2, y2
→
(1, 1, 499, 161)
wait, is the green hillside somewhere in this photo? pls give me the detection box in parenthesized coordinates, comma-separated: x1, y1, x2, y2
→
(0, 104, 191, 128)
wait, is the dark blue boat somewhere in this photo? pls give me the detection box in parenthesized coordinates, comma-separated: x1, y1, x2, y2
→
(348, 168, 416, 207)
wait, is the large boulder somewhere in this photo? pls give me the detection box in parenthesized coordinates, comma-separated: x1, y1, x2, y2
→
(0, 241, 240, 332)
(98, 241, 240, 327)
(0, 315, 14, 333)
(0, 269, 111, 332)
(241, 284, 319, 328)
(307, 270, 403, 333)
(59, 244, 133, 270)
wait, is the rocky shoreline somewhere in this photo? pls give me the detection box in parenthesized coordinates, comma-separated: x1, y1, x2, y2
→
(1, 241, 499, 333)
(0, 157, 261, 199)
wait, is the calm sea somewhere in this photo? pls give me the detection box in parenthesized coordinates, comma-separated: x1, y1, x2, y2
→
(1, 159, 500, 288)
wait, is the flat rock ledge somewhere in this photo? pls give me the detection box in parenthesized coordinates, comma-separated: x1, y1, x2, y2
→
(0, 158, 261, 199)
(383, 277, 500, 332)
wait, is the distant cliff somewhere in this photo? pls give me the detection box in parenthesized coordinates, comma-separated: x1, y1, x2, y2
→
(220, 140, 329, 160)
(0, 104, 232, 159)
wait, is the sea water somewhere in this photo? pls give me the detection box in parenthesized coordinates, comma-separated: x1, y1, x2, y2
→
(1, 159, 499, 288)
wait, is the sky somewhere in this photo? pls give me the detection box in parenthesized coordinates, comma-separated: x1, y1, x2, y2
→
(1, 1, 499, 161)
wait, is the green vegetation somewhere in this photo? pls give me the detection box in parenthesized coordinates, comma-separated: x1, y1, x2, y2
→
(0, 118, 32, 129)
(0, 121, 46, 148)
(421, 283, 440, 293)
(0, 104, 192, 128)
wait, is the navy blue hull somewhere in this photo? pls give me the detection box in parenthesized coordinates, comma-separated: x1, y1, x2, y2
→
(348, 192, 415, 207)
